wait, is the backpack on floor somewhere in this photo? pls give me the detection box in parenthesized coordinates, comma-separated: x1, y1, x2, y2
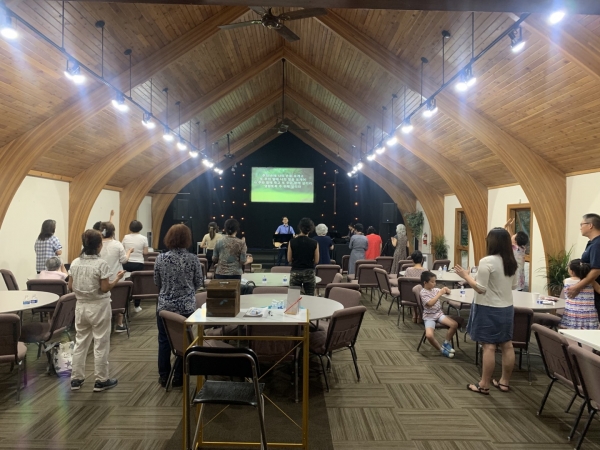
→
(48, 341, 74, 377)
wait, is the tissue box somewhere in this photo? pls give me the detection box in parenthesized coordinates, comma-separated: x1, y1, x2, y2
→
(206, 279, 240, 317)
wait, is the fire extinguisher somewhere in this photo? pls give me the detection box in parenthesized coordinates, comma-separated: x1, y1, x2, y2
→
(423, 232, 428, 246)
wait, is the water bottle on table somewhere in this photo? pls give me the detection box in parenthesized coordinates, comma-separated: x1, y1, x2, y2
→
(262, 274, 267, 284)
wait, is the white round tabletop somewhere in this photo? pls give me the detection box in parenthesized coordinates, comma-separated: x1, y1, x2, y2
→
(201, 294, 343, 321)
(442, 289, 565, 311)
(207, 273, 321, 287)
(400, 271, 464, 282)
(0, 291, 60, 314)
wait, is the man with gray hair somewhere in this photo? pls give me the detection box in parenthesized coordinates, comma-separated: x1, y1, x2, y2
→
(566, 213, 600, 315)
(39, 256, 68, 281)
(314, 223, 333, 265)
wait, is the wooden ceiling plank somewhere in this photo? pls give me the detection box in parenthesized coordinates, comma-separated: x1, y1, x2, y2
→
(285, 49, 487, 258)
(0, 6, 249, 234)
(122, 120, 275, 242)
(317, 11, 566, 258)
(150, 127, 279, 248)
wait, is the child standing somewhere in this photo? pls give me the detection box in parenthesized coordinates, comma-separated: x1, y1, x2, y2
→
(561, 259, 599, 330)
(420, 271, 458, 358)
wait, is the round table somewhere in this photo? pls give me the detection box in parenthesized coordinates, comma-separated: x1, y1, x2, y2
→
(442, 289, 565, 311)
(0, 291, 60, 314)
(201, 294, 343, 321)
(399, 271, 464, 283)
(207, 273, 321, 287)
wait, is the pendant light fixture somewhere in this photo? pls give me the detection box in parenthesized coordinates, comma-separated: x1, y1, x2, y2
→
(112, 91, 128, 112)
(548, 11, 565, 24)
(162, 88, 173, 142)
(0, 9, 17, 40)
(509, 27, 525, 53)
(64, 60, 85, 84)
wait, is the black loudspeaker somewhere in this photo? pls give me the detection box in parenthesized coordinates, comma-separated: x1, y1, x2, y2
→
(381, 203, 397, 223)
(173, 199, 189, 220)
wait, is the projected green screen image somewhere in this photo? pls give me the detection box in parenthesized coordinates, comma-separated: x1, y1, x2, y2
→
(251, 167, 314, 203)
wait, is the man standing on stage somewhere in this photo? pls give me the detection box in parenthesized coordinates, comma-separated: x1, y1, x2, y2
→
(275, 217, 295, 266)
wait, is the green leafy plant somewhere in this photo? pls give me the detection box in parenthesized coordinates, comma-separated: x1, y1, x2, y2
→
(404, 211, 424, 239)
(539, 247, 573, 296)
(431, 235, 449, 259)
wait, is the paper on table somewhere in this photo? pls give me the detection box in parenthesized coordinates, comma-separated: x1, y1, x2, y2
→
(243, 307, 267, 317)
(286, 286, 302, 315)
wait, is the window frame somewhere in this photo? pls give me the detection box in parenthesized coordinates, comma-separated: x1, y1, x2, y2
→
(507, 203, 532, 292)
(455, 208, 469, 267)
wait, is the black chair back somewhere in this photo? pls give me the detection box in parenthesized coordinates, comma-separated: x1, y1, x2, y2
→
(185, 346, 260, 378)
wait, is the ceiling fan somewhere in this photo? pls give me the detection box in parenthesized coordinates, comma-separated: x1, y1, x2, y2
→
(272, 58, 309, 134)
(218, 7, 327, 42)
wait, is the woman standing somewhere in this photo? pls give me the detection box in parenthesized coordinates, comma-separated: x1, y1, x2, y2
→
(122, 220, 148, 273)
(390, 224, 408, 275)
(455, 227, 518, 395)
(34, 219, 62, 274)
(288, 218, 319, 296)
(100, 222, 132, 331)
(364, 226, 382, 260)
(200, 222, 223, 271)
(314, 223, 333, 265)
(561, 259, 599, 330)
(69, 229, 124, 392)
(154, 224, 203, 388)
(212, 219, 253, 280)
(348, 223, 368, 275)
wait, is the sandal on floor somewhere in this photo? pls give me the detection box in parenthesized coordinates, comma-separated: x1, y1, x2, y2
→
(492, 379, 510, 392)
(466, 383, 490, 395)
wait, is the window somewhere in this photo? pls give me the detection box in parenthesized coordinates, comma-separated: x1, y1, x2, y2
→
(455, 209, 469, 267)
(507, 204, 532, 291)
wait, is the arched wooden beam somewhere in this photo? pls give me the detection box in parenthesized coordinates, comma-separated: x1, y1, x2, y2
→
(295, 118, 444, 236)
(121, 120, 276, 243)
(0, 6, 248, 232)
(151, 131, 279, 248)
(317, 11, 565, 258)
(286, 90, 445, 239)
(514, 14, 600, 82)
(285, 49, 487, 260)
(67, 75, 282, 261)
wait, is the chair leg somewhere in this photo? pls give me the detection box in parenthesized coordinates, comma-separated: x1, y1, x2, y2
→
(257, 394, 268, 450)
(370, 288, 374, 303)
(526, 350, 531, 384)
(574, 408, 596, 450)
(387, 295, 394, 315)
(36, 343, 42, 360)
(565, 391, 577, 413)
(15, 359, 22, 403)
(165, 362, 176, 392)
(125, 313, 130, 339)
(537, 379, 556, 416)
(568, 400, 587, 441)
(417, 331, 425, 351)
(318, 355, 330, 392)
(519, 349, 523, 370)
(376, 292, 383, 309)
(350, 346, 360, 381)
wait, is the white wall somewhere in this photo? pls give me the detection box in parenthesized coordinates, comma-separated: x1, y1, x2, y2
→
(86, 189, 121, 237)
(0, 177, 69, 290)
(137, 195, 153, 243)
(566, 172, 600, 257)
(488, 185, 546, 294)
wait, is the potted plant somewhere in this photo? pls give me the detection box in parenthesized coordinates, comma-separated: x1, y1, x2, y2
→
(540, 247, 573, 297)
(431, 235, 449, 260)
(404, 211, 424, 250)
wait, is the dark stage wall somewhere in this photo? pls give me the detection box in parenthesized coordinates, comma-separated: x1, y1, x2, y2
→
(158, 133, 403, 250)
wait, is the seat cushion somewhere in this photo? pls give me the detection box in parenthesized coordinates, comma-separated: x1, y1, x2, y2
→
(389, 279, 398, 287)
(346, 274, 355, 281)
(20, 321, 51, 343)
(350, 280, 359, 285)
(309, 330, 327, 354)
(0, 342, 27, 363)
(391, 287, 400, 296)
(193, 380, 263, 406)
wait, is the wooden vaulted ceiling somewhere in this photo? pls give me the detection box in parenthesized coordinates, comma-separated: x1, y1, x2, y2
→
(2, 1, 600, 260)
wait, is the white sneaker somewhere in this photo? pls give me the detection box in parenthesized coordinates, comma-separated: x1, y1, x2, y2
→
(134, 306, 142, 313)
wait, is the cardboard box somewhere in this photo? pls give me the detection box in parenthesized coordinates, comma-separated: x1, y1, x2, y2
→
(206, 279, 241, 317)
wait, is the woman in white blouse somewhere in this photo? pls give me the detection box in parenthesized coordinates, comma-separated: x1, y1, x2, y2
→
(455, 227, 518, 396)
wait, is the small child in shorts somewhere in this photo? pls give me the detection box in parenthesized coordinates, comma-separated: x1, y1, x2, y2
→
(420, 271, 459, 358)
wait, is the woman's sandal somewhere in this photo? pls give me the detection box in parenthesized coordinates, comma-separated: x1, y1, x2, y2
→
(466, 383, 490, 395)
(492, 379, 510, 392)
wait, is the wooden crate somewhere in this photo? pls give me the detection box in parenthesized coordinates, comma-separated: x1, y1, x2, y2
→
(206, 279, 241, 317)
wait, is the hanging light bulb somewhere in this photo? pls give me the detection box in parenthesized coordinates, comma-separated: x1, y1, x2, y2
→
(189, 150, 198, 158)
(375, 145, 385, 155)
(386, 136, 397, 147)
(141, 112, 155, 129)
(177, 138, 187, 151)
(111, 92, 128, 112)
(163, 126, 173, 142)
(509, 27, 525, 53)
(202, 158, 214, 168)
(548, 11, 565, 24)
(367, 153, 376, 161)
(456, 66, 476, 91)
(356, 162, 363, 170)
(0, 14, 17, 40)
(423, 98, 438, 118)
(64, 60, 85, 84)
(347, 172, 353, 177)
(401, 118, 413, 134)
